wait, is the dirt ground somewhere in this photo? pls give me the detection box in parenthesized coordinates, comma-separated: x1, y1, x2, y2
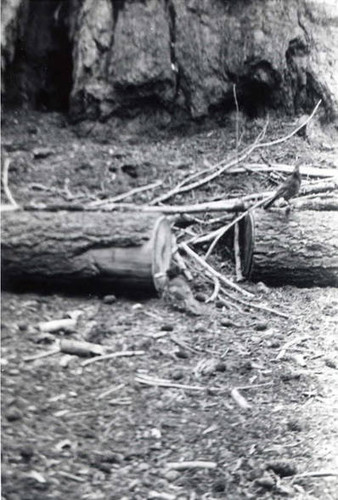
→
(1, 110, 338, 499)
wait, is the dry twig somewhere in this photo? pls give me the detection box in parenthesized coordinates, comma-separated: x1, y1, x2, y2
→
(181, 242, 254, 297)
(2, 157, 19, 208)
(165, 461, 217, 470)
(88, 180, 162, 207)
(82, 350, 145, 367)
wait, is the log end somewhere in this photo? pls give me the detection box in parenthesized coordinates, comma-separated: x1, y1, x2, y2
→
(152, 216, 172, 293)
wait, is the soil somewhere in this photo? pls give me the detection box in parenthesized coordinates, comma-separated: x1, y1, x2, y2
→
(1, 109, 338, 500)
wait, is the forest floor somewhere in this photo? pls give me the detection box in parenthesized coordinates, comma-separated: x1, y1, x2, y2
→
(1, 109, 338, 499)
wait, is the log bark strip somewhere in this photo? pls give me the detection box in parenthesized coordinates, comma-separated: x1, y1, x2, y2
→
(242, 209, 338, 286)
(1, 210, 172, 293)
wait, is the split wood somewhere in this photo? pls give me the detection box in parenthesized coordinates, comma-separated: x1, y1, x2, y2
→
(82, 350, 145, 367)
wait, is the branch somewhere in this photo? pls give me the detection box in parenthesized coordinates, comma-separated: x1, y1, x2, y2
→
(180, 242, 254, 297)
(2, 158, 19, 208)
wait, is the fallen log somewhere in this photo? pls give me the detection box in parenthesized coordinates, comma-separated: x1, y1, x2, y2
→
(239, 209, 338, 286)
(1, 210, 172, 294)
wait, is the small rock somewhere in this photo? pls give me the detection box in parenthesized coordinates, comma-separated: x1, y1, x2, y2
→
(5, 406, 23, 421)
(220, 318, 237, 327)
(175, 349, 189, 359)
(215, 361, 227, 372)
(171, 369, 184, 380)
(17, 322, 28, 331)
(161, 324, 174, 332)
(213, 478, 226, 492)
(19, 445, 34, 462)
(254, 321, 268, 331)
(287, 419, 303, 432)
(163, 469, 180, 481)
(195, 292, 207, 303)
(280, 371, 301, 382)
(266, 460, 297, 477)
(215, 300, 224, 309)
(255, 475, 275, 489)
(33, 147, 53, 159)
(267, 340, 281, 348)
(325, 357, 337, 369)
(102, 294, 117, 304)
(256, 282, 270, 293)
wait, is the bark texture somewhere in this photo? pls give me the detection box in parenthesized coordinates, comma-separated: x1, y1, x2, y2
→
(248, 209, 338, 286)
(1, 210, 172, 293)
(1, 0, 338, 123)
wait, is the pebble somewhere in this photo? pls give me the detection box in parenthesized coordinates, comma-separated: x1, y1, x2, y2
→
(171, 369, 184, 380)
(325, 357, 337, 369)
(161, 324, 174, 332)
(103, 294, 117, 304)
(195, 292, 207, 303)
(215, 361, 227, 372)
(266, 460, 297, 477)
(175, 349, 189, 359)
(280, 371, 301, 382)
(5, 406, 23, 422)
(287, 419, 303, 432)
(213, 478, 226, 492)
(256, 282, 270, 293)
(255, 475, 275, 489)
(254, 321, 268, 331)
(33, 147, 53, 159)
(163, 469, 180, 481)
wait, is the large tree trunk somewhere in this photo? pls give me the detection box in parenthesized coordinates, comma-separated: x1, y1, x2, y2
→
(1, 210, 172, 294)
(241, 209, 338, 286)
(1, 0, 338, 123)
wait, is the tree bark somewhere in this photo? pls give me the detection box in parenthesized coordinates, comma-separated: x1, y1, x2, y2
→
(1, 210, 172, 294)
(241, 209, 338, 286)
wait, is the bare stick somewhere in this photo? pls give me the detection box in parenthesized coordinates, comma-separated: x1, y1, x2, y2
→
(204, 197, 267, 259)
(258, 99, 322, 148)
(231, 388, 252, 410)
(88, 180, 162, 207)
(57, 471, 86, 483)
(165, 461, 217, 470)
(151, 101, 320, 206)
(206, 275, 221, 303)
(2, 158, 19, 208)
(24, 348, 60, 362)
(149, 491, 176, 500)
(233, 83, 240, 151)
(181, 242, 254, 297)
(294, 471, 338, 479)
(234, 222, 244, 281)
(170, 335, 199, 354)
(150, 122, 268, 205)
(82, 350, 145, 367)
(135, 374, 222, 392)
(276, 336, 307, 360)
(97, 383, 125, 400)
(220, 287, 289, 318)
